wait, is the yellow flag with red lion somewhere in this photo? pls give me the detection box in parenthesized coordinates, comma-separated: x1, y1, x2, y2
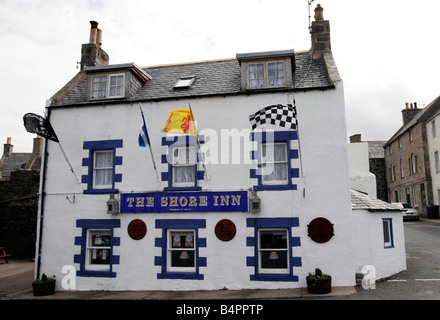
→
(162, 107, 197, 136)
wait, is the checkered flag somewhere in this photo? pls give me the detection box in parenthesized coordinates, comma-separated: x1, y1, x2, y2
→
(249, 104, 297, 130)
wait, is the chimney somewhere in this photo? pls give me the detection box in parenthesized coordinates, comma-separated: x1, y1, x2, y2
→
(402, 102, 421, 125)
(3, 137, 13, 157)
(80, 21, 109, 70)
(32, 137, 43, 156)
(310, 4, 331, 60)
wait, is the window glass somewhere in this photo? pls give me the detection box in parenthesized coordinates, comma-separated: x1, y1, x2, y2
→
(172, 147, 196, 185)
(109, 74, 125, 97)
(248, 63, 265, 87)
(259, 229, 289, 272)
(383, 219, 393, 248)
(91, 76, 107, 99)
(262, 142, 288, 184)
(169, 230, 195, 270)
(87, 230, 111, 266)
(94, 150, 113, 187)
(268, 62, 285, 86)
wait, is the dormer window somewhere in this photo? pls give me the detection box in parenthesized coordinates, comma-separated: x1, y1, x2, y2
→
(248, 61, 285, 88)
(91, 73, 125, 100)
(236, 50, 295, 92)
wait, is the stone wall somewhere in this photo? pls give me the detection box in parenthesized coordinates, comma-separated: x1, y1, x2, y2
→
(0, 169, 39, 259)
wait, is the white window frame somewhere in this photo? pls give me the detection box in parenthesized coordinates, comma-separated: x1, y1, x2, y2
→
(258, 228, 289, 274)
(247, 60, 286, 89)
(86, 229, 112, 271)
(435, 151, 440, 174)
(167, 229, 196, 273)
(90, 73, 125, 100)
(171, 146, 196, 187)
(93, 150, 114, 189)
(261, 142, 288, 186)
(174, 76, 196, 89)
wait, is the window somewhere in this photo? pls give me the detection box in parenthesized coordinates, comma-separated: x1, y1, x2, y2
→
(82, 140, 123, 194)
(433, 120, 437, 138)
(250, 131, 299, 191)
(412, 185, 418, 207)
(247, 61, 286, 88)
(172, 146, 196, 187)
(410, 153, 417, 175)
(258, 229, 289, 274)
(93, 150, 113, 189)
(174, 76, 195, 89)
(161, 135, 205, 191)
(246, 217, 301, 282)
(155, 219, 206, 280)
(90, 74, 125, 100)
(435, 151, 440, 174)
(383, 219, 394, 248)
(74, 219, 120, 278)
(400, 159, 404, 178)
(86, 229, 111, 270)
(261, 142, 288, 185)
(168, 230, 196, 273)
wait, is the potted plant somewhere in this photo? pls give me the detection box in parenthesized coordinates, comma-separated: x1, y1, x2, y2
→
(32, 273, 56, 296)
(306, 268, 331, 294)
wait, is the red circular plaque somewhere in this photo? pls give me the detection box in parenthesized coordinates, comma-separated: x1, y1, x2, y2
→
(215, 219, 236, 241)
(307, 217, 334, 243)
(127, 219, 147, 240)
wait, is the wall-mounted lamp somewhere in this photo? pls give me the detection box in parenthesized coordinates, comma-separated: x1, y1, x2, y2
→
(249, 190, 261, 213)
(107, 194, 119, 214)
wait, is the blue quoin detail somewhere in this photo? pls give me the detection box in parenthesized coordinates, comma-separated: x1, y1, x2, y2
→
(74, 219, 121, 278)
(246, 217, 301, 282)
(161, 135, 205, 191)
(250, 131, 299, 191)
(154, 219, 207, 280)
(82, 140, 123, 194)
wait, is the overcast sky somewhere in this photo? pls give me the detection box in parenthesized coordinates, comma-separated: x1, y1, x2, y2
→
(1, 0, 439, 152)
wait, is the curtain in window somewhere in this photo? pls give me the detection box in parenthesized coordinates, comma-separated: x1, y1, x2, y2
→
(109, 75, 124, 97)
(248, 64, 264, 87)
(262, 143, 287, 181)
(95, 151, 113, 186)
(173, 147, 195, 184)
(268, 62, 284, 86)
(92, 76, 107, 99)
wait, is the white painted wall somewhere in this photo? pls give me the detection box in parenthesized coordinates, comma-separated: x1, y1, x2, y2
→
(352, 210, 406, 280)
(427, 115, 440, 205)
(39, 81, 356, 291)
(347, 142, 377, 197)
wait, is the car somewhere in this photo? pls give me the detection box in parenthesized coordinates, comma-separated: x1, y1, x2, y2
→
(392, 202, 420, 221)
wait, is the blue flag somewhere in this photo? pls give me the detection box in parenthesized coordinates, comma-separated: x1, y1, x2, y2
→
(138, 109, 151, 147)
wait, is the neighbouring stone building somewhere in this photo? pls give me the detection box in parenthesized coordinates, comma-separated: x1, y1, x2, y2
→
(0, 137, 42, 258)
(384, 98, 440, 216)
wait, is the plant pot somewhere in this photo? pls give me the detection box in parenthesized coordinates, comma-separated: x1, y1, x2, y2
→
(32, 280, 56, 296)
(306, 276, 332, 294)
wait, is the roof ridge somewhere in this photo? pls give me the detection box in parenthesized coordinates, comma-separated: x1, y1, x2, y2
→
(142, 57, 237, 69)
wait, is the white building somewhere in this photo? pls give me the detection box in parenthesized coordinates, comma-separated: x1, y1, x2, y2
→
(33, 5, 404, 292)
(424, 96, 440, 205)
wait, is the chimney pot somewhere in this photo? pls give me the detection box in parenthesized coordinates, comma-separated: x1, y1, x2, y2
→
(3, 137, 13, 157)
(314, 4, 324, 21)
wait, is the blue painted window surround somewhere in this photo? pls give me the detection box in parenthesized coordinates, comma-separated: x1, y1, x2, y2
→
(383, 218, 394, 249)
(161, 135, 205, 191)
(246, 217, 301, 281)
(154, 219, 207, 280)
(74, 219, 121, 278)
(250, 131, 299, 191)
(82, 140, 123, 194)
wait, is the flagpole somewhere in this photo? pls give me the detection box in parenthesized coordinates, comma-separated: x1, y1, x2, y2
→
(189, 104, 208, 179)
(57, 142, 80, 184)
(139, 104, 160, 181)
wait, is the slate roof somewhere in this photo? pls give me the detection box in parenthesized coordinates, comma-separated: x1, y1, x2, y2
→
(51, 51, 334, 107)
(384, 95, 440, 148)
(351, 189, 401, 212)
(0, 153, 41, 180)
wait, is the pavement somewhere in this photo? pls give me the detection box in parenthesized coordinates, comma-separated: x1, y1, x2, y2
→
(0, 258, 355, 300)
